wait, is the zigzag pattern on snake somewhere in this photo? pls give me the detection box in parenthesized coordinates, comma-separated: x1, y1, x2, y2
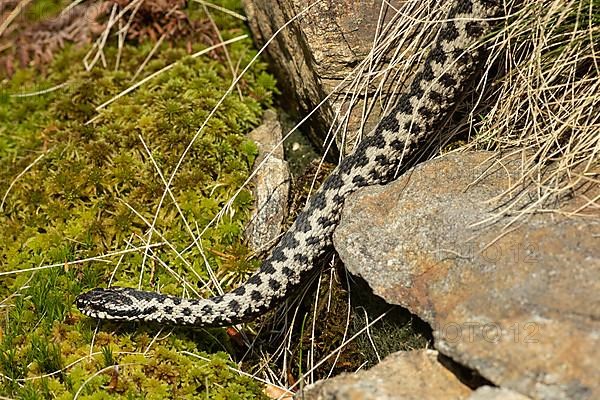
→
(76, 0, 503, 326)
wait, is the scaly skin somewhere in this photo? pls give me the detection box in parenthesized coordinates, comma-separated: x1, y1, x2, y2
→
(76, 0, 503, 326)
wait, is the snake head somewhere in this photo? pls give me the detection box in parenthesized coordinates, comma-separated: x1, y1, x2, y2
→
(76, 287, 143, 321)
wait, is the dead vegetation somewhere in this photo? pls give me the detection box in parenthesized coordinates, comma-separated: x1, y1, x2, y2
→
(464, 0, 600, 219)
(0, 0, 224, 75)
(0, 1, 106, 75)
(326, 0, 598, 219)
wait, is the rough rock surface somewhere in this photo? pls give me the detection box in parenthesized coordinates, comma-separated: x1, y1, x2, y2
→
(242, 0, 402, 154)
(301, 350, 472, 400)
(244, 110, 290, 252)
(333, 151, 600, 400)
(468, 386, 532, 400)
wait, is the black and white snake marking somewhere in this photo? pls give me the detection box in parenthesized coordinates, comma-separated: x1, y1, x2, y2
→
(76, 0, 503, 326)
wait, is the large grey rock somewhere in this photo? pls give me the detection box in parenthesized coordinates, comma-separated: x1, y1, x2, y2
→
(245, 110, 290, 252)
(301, 350, 472, 400)
(242, 0, 402, 154)
(333, 151, 600, 400)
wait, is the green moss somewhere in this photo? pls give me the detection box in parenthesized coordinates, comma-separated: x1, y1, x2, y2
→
(23, 0, 70, 22)
(0, 1, 274, 398)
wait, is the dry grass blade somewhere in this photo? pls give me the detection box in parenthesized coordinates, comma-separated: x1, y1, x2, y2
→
(130, 32, 165, 81)
(0, 0, 33, 38)
(191, 0, 247, 21)
(0, 152, 46, 211)
(201, 2, 243, 99)
(0, 243, 165, 277)
(73, 363, 139, 400)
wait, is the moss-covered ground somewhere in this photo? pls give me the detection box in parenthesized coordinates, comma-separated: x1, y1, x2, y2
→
(0, 1, 276, 398)
(0, 0, 436, 397)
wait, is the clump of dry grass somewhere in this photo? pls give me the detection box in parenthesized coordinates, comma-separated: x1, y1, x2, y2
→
(323, 1, 461, 157)
(327, 0, 598, 219)
(464, 0, 599, 218)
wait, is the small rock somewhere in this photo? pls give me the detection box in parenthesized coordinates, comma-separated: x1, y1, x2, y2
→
(301, 349, 472, 400)
(333, 151, 600, 400)
(245, 110, 290, 252)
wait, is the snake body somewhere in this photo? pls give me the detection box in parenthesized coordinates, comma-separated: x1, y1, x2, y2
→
(76, 0, 502, 326)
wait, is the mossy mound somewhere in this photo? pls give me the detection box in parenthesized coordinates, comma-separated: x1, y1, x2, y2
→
(0, 2, 275, 398)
